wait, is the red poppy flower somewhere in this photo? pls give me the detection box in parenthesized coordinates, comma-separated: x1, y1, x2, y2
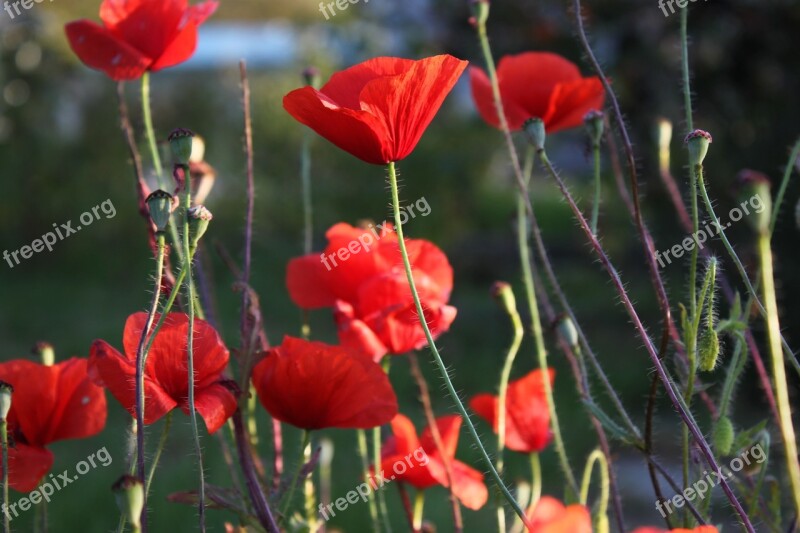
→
(88, 312, 236, 434)
(251, 336, 398, 430)
(470, 369, 554, 453)
(286, 223, 456, 360)
(470, 52, 605, 132)
(631, 528, 718, 533)
(380, 414, 488, 510)
(525, 496, 592, 533)
(283, 55, 468, 164)
(0, 358, 106, 492)
(65, 0, 219, 81)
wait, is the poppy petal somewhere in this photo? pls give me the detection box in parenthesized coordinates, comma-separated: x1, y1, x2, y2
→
(186, 0, 219, 24)
(334, 300, 389, 362)
(469, 66, 531, 131)
(150, 20, 198, 71)
(184, 382, 237, 434)
(543, 78, 605, 133)
(420, 415, 461, 458)
(65, 20, 151, 81)
(44, 358, 107, 443)
(286, 254, 337, 309)
(4, 444, 54, 493)
(321, 56, 415, 111)
(427, 457, 488, 510)
(88, 340, 177, 424)
(358, 55, 468, 162)
(101, 0, 186, 61)
(283, 87, 391, 165)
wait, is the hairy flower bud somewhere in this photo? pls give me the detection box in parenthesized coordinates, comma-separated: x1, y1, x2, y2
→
(684, 129, 712, 167)
(553, 314, 579, 350)
(523, 118, 546, 152)
(112, 475, 144, 530)
(583, 109, 604, 147)
(491, 281, 518, 317)
(713, 416, 735, 456)
(146, 190, 177, 233)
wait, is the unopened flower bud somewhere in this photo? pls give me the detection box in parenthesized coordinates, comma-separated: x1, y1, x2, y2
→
(523, 118, 546, 152)
(713, 416, 735, 456)
(469, 0, 490, 27)
(0, 381, 13, 420)
(491, 281, 518, 317)
(737, 169, 772, 234)
(112, 475, 144, 530)
(553, 314, 579, 349)
(684, 129, 712, 167)
(583, 110, 604, 147)
(187, 205, 213, 254)
(32, 341, 54, 366)
(146, 190, 176, 233)
(303, 66, 321, 89)
(698, 326, 720, 372)
(168, 128, 194, 166)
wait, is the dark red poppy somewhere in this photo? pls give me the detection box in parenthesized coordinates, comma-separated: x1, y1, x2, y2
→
(283, 55, 468, 164)
(525, 496, 592, 533)
(251, 336, 398, 430)
(65, 0, 218, 81)
(380, 414, 488, 510)
(88, 312, 236, 434)
(286, 222, 456, 360)
(0, 358, 107, 492)
(470, 52, 605, 132)
(469, 369, 554, 454)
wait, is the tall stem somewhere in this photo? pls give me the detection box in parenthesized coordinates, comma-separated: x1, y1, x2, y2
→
(1, 419, 8, 533)
(145, 412, 172, 496)
(579, 449, 609, 531)
(757, 230, 800, 515)
(386, 162, 531, 526)
(412, 491, 425, 532)
(182, 190, 206, 532)
(590, 142, 601, 234)
(356, 429, 381, 533)
(529, 453, 541, 511)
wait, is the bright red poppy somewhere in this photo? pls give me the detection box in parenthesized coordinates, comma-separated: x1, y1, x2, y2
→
(65, 0, 219, 81)
(470, 369, 554, 453)
(88, 312, 236, 434)
(380, 414, 488, 510)
(0, 358, 107, 492)
(283, 55, 468, 164)
(525, 496, 592, 533)
(251, 336, 398, 430)
(286, 222, 456, 360)
(470, 52, 605, 132)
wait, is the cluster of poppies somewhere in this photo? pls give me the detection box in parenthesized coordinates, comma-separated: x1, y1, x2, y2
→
(0, 0, 733, 531)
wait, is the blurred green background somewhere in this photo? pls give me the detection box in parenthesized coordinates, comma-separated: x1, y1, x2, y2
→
(1, 0, 799, 531)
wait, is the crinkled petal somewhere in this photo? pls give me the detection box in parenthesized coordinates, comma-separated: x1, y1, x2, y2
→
(65, 20, 151, 80)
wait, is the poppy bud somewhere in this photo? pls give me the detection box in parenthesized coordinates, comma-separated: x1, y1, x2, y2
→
(656, 117, 673, 175)
(0, 381, 13, 420)
(553, 314, 579, 350)
(491, 281, 518, 317)
(187, 205, 213, 254)
(713, 416, 735, 456)
(112, 475, 144, 530)
(146, 190, 176, 233)
(737, 169, 772, 235)
(583, 110, 604, 147)
(523, 118, 546, 152)
(468, 0, 490, 27)
(32, 341, 54, 366)
(684, 129, 712, 167)
(168, 128, 194, 166)
(303, 66, 321, 89)
(698, 326, 720, 372)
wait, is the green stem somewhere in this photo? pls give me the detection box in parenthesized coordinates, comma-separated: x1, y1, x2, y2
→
(412, 491, 425, 532)
(303, 433, 316, 531)
(374, 417, 392, 533)
(183, 189, 206, 533)
(146, 411, 173, 496)
(590, 142, 601, 234)
(1, 419, 8, 533)
(718, 333, 747, 418)
(529, 453, 541, 511)
(281, 431, 311, 520)
(356, 429, 381, 533)
(141, 72, 163, 180)
(386, 162, 530, 525)
(578, 449, 609, 530)
(770, 137, 800, 233)
(757, 230, 800, 516)
(680, 7, 693, 132)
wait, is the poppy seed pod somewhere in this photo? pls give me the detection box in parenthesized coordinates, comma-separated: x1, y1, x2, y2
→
(112, 475, 144, 530)
(33, 341, 54, 366)
(0, 381, 13, 420)
(146, 190, 176, 233)
(187, 205, 213, 254)
(523, 118, 546, 152)
(469, 0, 490, 27)
(737, 169, 772, 234)
(554, 314, 579, 350)
(583, 109, 604, 147)
(713, 416, 735, 456)
(168, 128, 194, 166)
(491, 281, 518, 317)
(684, 129, 712, 167)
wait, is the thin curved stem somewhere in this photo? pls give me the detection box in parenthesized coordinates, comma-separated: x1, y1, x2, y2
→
(757, 230, 800, 516)
(386, 162, 531, 527)
(770, 137, 800, 233)
(538, 150, 755, 532)
(182, 190, 206, 532)
(579, 449, 609, 528)
(356, 429, 381, 533)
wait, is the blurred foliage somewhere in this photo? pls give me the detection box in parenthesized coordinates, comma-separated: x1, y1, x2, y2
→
(0, 0, 799, 531)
